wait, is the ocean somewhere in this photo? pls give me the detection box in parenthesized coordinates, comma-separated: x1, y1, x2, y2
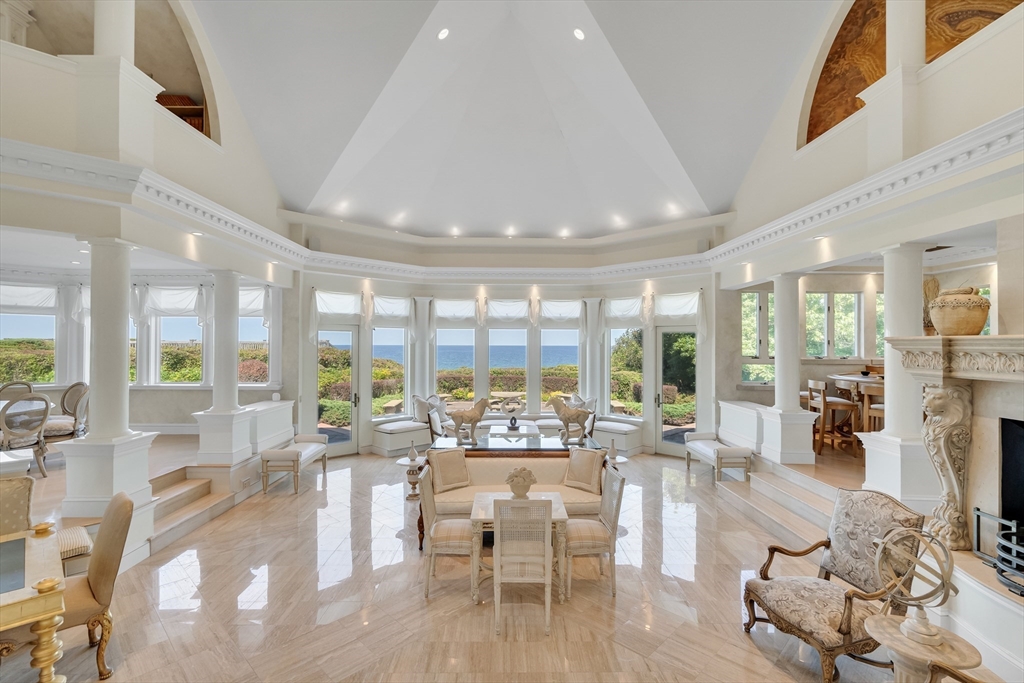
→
(333, 344, 579, 369)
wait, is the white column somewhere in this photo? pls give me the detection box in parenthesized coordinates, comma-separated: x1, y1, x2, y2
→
(527, 322, 541, 413)
(62, 237, 156, 570)
(760, 273, 817, 464)
(882, 245, 926, 439)
(88, 239, 133, 439)
(772, 274, 801, 412)
(581, 298, 602, 403)
(212, 271, 240, 412)
(886, 0, 926, 71)
(93, 0, 135, 63)
(860, 243, 939, 514)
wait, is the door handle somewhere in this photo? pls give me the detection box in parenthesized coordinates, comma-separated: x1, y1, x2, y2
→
(655, 394, 661, 408)
(352, 393, 359, 408)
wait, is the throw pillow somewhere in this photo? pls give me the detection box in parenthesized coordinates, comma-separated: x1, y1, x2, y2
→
(426, 394, 449, 422)
(567, 392, 585, 409)
(411, 395, 432, 423)
(428, 447, 471, 493)
(564, 446, 603, 494)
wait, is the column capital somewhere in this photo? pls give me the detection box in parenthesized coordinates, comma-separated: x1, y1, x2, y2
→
(211, 269, 240, 279)
(880, 242, 933, 256)
(82, 236, 134, 249)
(771, 272, 802, 284)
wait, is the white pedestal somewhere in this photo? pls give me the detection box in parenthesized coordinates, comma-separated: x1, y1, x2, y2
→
(60, 431, 158, 570)
(718, 400, 765, 453)
(859, 431, 940, 515)
(758, 408, 818, 464)
(246, 400, 295, 454)
(193, 408, 255, 466)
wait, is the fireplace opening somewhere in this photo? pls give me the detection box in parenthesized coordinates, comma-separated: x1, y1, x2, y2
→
(1001, 418, 1024, 524)
(974, 417, 1024, 596)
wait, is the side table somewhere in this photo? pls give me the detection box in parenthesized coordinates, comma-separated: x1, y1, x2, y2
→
(395, 456, 425, 500)
(864, 615, 981, 683)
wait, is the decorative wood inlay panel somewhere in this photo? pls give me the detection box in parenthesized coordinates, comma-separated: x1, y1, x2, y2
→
(807, 0, 886, 144)
(926, 0, 1023, 63)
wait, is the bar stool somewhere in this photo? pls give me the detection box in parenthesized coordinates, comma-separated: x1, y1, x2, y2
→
(807, 380, 859, 455)
(860, 384, 885, 432)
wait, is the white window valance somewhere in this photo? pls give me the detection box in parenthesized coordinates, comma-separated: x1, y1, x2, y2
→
(239, 286, 272, 328)
(602, 296, 648, 325)
(308, 289, 363, 341)
(486, 298, 531, 322)
(434, 299, 478, 321)
(540, 300, 582, 321)
(653, 291, 707, 341)
(61, 285, 89, 324)
(372, 295, 411, 321)
(140, 285, 214, 326)
(0, 284, 58, 315)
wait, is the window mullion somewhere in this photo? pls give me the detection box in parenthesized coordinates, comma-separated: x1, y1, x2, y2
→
(826, 292, 834, 359)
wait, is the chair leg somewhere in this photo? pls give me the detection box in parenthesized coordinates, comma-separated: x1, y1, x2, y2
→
(610, 551, 616, 596)
(423, 549, 432, 598)
(261, 462, 269, 494)
(566, 554, 573, 599)
(819, 651, 837, 683)
(322, 454, 327, 478)
(544, 577, 551, 635)
(34, 449, 48, 478)
(88, 608, 114, 680)
(293, 462, 300, 494)
(494, 582, 502, 635)
(743, 592, 757, 632)
(431, 552, 437, 577)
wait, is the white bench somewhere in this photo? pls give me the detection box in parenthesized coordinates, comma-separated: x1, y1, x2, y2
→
(683, 431, 751, 482)
(372, 420, 432, 456)
(592, 420, 642, 456)
(261, 433, 328, 494)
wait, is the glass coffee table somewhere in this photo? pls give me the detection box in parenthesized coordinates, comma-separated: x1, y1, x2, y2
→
(430, 434, 602, 457)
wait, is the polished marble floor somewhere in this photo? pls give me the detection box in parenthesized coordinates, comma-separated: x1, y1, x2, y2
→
(3, 451, 979, 683)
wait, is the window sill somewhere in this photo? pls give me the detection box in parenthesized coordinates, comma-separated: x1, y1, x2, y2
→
(128, 383, 282, 391)
(737, 383, 774, 391)
(597, 415, 643, 424)
(800, 357, 870, 364)
(241, 383, 283, 391)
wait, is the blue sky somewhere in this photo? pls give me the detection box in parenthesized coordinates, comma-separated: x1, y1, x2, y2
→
(0, 314, 54, 339)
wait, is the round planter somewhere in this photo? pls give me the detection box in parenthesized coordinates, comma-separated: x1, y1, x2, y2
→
(510, 483, 531, 500)
(929, 288, 990, 336)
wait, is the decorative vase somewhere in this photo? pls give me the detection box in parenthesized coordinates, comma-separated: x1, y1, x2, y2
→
(607, 439, 618, 461)
(929, 288, 990, 336)
(510, 483, 531, 499)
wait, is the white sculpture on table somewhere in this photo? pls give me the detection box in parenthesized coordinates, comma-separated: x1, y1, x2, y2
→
(875, 527, 958, 646)
(545, 396, 591, 444)
(450, 398, 489, 445)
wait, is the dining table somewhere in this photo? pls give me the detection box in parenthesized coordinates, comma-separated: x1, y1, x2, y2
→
(827, 373, 884, 431)
(0, 529, 66, 683)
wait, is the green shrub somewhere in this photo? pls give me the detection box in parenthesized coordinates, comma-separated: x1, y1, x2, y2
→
(0, 339, 56, 383)
(662, 395, 696, 425)
(610, 370, 641, 401)
(159, 344, 203, 383)
(318, 399, 350, 427)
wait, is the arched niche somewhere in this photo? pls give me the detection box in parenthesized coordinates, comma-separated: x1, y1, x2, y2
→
(24, 0, 220, 142)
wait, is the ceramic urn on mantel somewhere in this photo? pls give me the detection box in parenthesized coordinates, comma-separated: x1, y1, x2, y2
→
(887, 334, 1024, 550)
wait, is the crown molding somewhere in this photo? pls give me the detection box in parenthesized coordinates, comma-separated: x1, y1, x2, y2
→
(705, 107, 1024, 266)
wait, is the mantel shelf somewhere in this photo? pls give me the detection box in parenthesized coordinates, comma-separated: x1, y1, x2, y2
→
(887, 334, 1024, 384)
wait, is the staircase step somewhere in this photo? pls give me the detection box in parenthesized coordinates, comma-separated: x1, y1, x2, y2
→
(749, 472, 833, 531)
(154, 478, 211, 522)
(149, 467, 187, 495)
(717, 481, 824, 558)
(151, 493, 233, 554)
(760, 459, 842, 501)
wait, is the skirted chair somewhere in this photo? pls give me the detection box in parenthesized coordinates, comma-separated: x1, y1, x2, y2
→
(0, 392, 51, 477)
(0, 492, 134, 680)
(0, 475, 34, 535)
(43, 382, 89, 445)
(420, 464, 473, 597)
(493, 498, 553, 635)
(743, 488, 925, 683)
(565, 465, 626, 598)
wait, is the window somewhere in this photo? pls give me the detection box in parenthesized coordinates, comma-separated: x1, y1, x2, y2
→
(372, 328, 406, 417)
(0, 314, 56, 383)
(238, 317, 269, 383)
(436, 328, 474, 404)
(741, 364, 775, 383)
(767, 293, 775, 358)
(489, 328, 526, 398)
(540, 329, 579, 410)
(806, 292, 861, 359)
(318, 330, 352, 443)
(129, 319, 137, 382)
(610, 328, 643, 416)
(740, 292, 759, 358)
(805, 293, 827, 357)
(159, 316, 203, 383)
(979, 286, 991, 335)
(875, 293, 885, 357)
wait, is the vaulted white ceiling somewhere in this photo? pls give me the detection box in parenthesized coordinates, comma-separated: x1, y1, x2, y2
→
(193, 0, 831, 239)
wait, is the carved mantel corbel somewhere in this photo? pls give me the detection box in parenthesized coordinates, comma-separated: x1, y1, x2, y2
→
(888, 335, 1024, 551)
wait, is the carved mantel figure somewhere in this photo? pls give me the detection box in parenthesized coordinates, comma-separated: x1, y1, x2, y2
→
(921, 382, 972, 550)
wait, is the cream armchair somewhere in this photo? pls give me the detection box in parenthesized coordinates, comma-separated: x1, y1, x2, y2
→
(743, 488, 925, 683)
(0, 492, 134, 680)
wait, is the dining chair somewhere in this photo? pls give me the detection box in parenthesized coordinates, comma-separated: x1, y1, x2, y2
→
(860, 384, 885, 432)
(865, 365, 885, 375)
(0, 475, 34, 535)
(44, 386, 90, 445)
(0, 491, 134, 680)
(0, 381, 32, 402)
(420, 465, 472, 598)
(0, 392, 51, 477)
(565, 466, 625, 598)
(807, 381, 859, 455)
(493, 498, 553, 635)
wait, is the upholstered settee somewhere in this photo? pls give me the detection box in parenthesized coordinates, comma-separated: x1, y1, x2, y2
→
(417, 456, 605, 549)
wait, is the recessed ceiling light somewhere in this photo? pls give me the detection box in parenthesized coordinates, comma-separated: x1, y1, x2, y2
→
(437, 28, 449, 40)
(271, 261, 279, 265)
(506, 225, 516, 236)
(79, 249, 89, 254)
(740, 262, 750, 266)
(574, 28, 585, 40)
(666, 202, 682, 217)
(611, 215, 625, 227)
(451, 227, 460, 236)
(191, 231, 203, 236)
(560, 228, 571, 239)
(71, 261, 80, 265)
(813, 235, 826, 240)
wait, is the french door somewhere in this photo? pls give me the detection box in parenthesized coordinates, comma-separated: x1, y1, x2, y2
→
(317, 326, 359, 456)
(655, 327, 698, 457)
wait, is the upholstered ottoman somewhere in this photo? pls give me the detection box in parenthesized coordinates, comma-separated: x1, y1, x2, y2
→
(261, 434, 328, 494)
(592, 421, 642, 456)
(373, 420, 432, 456)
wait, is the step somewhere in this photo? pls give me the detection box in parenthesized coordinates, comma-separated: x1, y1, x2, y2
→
(149, 467, 187, 495)
(757, 457, 841, 501)
(717, 481, 825, 559)
(749, 472, 833, 531)
(154, 478, 211, 522)
(151, 493, 233, 554)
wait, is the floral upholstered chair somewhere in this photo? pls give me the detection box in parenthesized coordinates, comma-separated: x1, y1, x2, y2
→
(743, 488, 924, 683)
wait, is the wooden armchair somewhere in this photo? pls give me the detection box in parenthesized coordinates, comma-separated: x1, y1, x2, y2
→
(743, 488, 925, 683)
